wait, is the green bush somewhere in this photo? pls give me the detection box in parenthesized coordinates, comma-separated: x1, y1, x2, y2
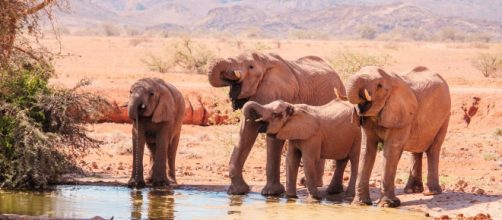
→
(328, 51, 392, 81)
(143, 37, 215, 74)
(0, 60, 106, 189)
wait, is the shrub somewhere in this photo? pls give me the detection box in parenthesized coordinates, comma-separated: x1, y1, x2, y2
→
(471, 53, 502, 78)
(328, 51, 392, 80)
(143, 37, 215, 74)
(0, 61, 106, 189)
(358, 25, 377, 40)
(102, 22, 121, 36)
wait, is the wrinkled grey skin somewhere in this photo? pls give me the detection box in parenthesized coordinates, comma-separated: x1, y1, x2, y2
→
(127, 78, 185, 188)
(243, 100, 361, 200)
(347, 66, 451, 207)
(208, 52, 346, 195)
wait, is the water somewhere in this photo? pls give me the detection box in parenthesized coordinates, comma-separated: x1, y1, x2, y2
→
(0, 185, 427, 219)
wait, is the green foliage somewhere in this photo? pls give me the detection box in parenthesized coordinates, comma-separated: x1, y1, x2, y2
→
(143, 37, 215, 74)
(328, 51, 392, 81)
(0, 60, 105, 190)
(471, 53, 502, 78)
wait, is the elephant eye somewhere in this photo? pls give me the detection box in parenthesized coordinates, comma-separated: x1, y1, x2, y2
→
(377, 84, 383, 88)
(149, 92, 154, 97)
(248, 64, 254, 69)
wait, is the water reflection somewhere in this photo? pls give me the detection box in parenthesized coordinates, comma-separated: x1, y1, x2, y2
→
(129, 188, 175, 220)
(0, 186, 427, 220)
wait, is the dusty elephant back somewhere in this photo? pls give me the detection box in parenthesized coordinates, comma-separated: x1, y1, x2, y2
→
(164, 81, 186, 125)
(403, 69, 451, 152)
(287, 55, 346, 106)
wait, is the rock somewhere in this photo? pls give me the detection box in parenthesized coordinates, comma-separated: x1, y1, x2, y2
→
(472, 187, 485, 195)
(343, 176, 349, 181)
(436, 214, 451, 220)
(369, 180, 376, 187)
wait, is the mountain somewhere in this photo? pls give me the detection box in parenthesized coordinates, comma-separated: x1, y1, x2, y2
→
(54, 0, 502, 40)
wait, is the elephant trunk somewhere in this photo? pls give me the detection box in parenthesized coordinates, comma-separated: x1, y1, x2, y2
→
(242, 101, 268, 121)
(208, 59, 233, 87)
(346, 74, 369, 104)
(128, 96, 143, 121)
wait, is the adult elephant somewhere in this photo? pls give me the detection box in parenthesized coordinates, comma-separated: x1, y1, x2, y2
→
(208, 52, 346, 195)
(347, 66, 451, 207)
(127, 78, 185, 188)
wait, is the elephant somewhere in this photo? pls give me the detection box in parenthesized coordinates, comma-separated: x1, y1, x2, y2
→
(242, 99, 361, 200)
(346, 66, 451, 207)
(127, 78, 185, 188)
(208, 52, 346, 195)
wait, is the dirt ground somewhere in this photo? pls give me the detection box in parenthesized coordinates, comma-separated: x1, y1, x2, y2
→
(44, 36, 502, 219)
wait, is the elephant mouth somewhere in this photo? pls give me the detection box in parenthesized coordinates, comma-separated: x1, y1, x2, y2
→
(257, 121, 268, 133)
(229, 82, 249, 110)
(356, 101, 373, 115)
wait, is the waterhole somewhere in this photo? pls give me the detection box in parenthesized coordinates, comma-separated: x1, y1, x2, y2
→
(0, 185, 426, 219)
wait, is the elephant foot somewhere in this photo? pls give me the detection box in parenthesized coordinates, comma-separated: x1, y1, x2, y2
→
(168, 176, 178, 185)
(351, 196, 372, 206)
(344, 189, 355, 198)
(261, 182, 285, 196)
(326, 184, 344, 195)
(152, 178, 170, 187)
(404, 180, 424, 194)
(299, 176, 323, 187)
(423, 185, 442, 196)
(128, 178, 146, 189)
(285, 192, 298, 199)
(308, 192, 322, 201)
(227, 180, 250, 195)
(376, 196, 401, 208)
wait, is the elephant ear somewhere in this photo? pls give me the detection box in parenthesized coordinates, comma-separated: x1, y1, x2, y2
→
(378, 79, 418, 128)
(152, 81, 175, 123)
(277, 108, 319, 140)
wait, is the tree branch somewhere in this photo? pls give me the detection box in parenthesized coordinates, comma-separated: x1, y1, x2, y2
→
(26, 0, 55, 15)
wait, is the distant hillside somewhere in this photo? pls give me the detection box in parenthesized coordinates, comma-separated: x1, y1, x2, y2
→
(54, 0, 502, 40)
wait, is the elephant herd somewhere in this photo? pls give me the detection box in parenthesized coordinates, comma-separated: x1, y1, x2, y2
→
(126, 52, 451, 208)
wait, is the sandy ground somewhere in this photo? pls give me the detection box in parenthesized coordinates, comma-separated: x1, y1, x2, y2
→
(41, 36, 502, 219)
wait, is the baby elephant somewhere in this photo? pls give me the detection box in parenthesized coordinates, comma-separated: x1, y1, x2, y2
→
(242, 99, 361, 199)
(127, 78, 185, 188)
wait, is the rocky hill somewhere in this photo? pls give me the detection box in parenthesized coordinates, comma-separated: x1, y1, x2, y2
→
(55, 0, 502, 40)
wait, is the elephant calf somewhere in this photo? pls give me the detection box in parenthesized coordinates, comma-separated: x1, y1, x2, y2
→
(347, 66, 451, 207)
(243, 99, 361, 199)
(127, 78, 185, 188)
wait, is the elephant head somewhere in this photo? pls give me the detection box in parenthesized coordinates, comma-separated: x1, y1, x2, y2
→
(346, 66, 418, 128)
(243, 100, 319, 140)
(208, 52, 297, 110)
(128, 78, 174, 123)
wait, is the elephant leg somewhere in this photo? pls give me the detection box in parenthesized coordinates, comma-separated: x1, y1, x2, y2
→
(352, 132, 378, 206)
(346, 138, 361, 197)
(261, 135, 285, 196)
(377, 141, 405, 208)
(228, 120, 260, 195)
(167, 132, 180, 184)
(151, 130, 169, 187)
(299, 159, 325, 187)
(326, 158, 348, 195)
(286, 144, 301, 198)
(145, 143, 156, 184)
(404, 152, 424, 194)
(128, 122, 146, 188)
(424, 120, 448, 196)
(302, 154, 321, 200)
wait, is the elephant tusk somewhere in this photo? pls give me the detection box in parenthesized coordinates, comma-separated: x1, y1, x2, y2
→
(233, 70, 242, 79)
(140, 104, 146, 109)
(334, 88, 340, 99)
(255, 117, 264, 122)
(364, 89, 372, 101)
